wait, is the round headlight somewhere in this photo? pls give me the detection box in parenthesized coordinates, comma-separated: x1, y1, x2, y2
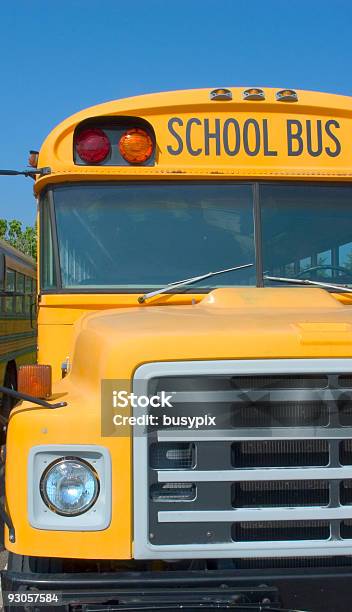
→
(40, 457, 99, 516)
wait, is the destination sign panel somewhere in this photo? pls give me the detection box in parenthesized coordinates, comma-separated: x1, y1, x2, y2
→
(157, 112, 351, 170)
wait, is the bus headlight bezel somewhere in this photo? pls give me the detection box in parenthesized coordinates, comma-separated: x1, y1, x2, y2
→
(40, 456, 100, 517)
(28, 445, 111, 531)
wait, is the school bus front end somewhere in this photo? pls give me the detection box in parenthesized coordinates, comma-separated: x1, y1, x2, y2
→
(4, 87, 352, 611)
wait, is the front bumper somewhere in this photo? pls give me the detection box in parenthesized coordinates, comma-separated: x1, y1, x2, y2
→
(2, 566, 352, 611)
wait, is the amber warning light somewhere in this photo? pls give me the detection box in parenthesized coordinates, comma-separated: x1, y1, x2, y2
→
(28, 150, 39, 168)
(18, 364, 52, 399)
(119, 128, 154, 163)
(75, 126, 154, 165)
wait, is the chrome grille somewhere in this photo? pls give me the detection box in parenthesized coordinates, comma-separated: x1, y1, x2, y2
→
(133, 359, 352, 559)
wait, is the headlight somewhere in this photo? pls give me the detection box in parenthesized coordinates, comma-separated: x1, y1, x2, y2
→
(40, 457, 99, 516)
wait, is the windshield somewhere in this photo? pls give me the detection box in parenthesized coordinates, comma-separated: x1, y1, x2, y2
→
(43, 182, 352, 292)
(261, 184, 352, 286)
(51, 183, 256, 289)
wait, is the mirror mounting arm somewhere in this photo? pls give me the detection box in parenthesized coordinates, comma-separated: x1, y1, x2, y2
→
(0, 167, 51, 178)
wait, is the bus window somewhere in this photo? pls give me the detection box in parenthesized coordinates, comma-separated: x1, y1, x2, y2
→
(40, 194, 57, 290)
(16, 296, 23, 314)
(52, 183, 256, 290)
(6, 268, 15, 292)
(16, 272, 24, 293)
(317, 250, 332, 277)
(284, 263, 295, 276)
(339, 242, 352, 269)
(5, 296, 13, 313)
(0, 238, 36, 430)
(24, 295, 31, 313)
(299, 256, 312, 272)
(0, 255, 4, 290)
(261, 184, 352, 285)
(25, 276, 32, 293)
(318, 250, 332, 265)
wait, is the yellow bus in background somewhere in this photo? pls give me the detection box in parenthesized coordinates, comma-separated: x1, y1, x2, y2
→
(4, 87, 352, 611)
(0, 238, 36, 423)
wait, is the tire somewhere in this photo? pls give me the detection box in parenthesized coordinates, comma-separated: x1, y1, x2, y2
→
(1, 361, 17, 439)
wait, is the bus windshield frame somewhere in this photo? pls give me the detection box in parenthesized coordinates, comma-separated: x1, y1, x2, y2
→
(40, 181, 352, 294)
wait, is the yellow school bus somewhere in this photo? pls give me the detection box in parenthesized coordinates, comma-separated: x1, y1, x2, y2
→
(0, 238, 36, 422)
(4, 86, 352, 610)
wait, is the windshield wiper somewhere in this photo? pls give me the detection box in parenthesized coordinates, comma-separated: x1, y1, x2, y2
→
(138, 263, 254, 303)
(264, 274, 352, 293)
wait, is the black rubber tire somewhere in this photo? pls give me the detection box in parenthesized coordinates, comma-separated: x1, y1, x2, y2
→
(1, 361, 17, 437)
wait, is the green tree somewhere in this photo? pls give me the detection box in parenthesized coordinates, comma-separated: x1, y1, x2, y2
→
(0, 218, 37, 259)
(0, 219, 7, 240)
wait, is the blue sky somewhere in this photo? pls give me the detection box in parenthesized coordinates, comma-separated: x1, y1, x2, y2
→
(1, 0, 352, 225)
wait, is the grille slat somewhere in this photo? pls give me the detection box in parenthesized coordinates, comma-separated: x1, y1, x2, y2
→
(157, 466, 352, 482)
(158, 506, 352, 523)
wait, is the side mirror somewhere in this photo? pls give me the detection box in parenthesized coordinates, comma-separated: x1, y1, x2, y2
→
(0, 253, 5, 289)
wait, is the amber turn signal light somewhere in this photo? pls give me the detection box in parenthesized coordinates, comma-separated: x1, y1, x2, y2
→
(18, 364, 52, 399)
(28, 150, 39, 168)
(118, 128, 153, 164)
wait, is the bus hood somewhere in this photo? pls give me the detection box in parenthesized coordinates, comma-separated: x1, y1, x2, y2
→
(69, 287, 352, 387)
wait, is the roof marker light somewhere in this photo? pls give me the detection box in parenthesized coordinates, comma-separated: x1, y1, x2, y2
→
(75, 128, 111, 164)
(118, 128, 154, 164)
(243, 88, 265, 101)
(276, 89, 298, 102)
(210, 88, 232, 101)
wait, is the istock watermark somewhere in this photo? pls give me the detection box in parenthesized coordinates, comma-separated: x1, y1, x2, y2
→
(101, 380, 223, 437)
(112, 390, 175, 409)
(112, 413, 216, 428)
